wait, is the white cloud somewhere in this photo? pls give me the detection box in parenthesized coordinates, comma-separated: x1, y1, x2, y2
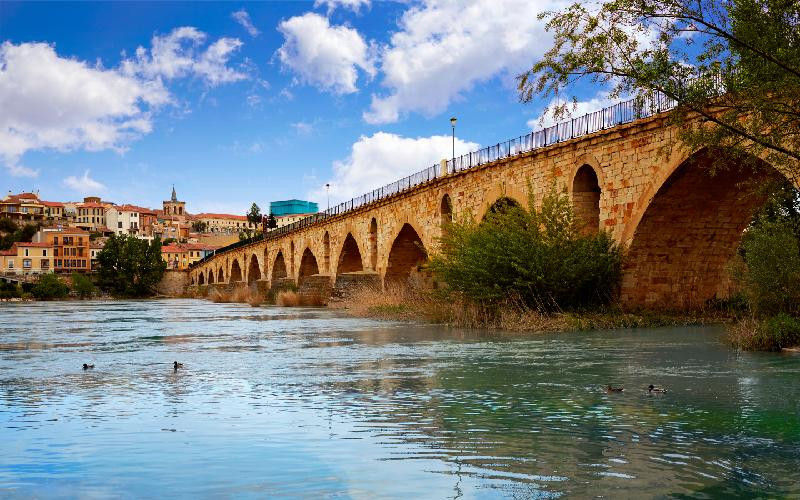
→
(364, 0, 568, 124)
(63, 170, 106, 194)
(0, 41, 169, 174)
(121, 27, 246, 86)
(527, 92, 616, 129)
(308, 132, 479, 205)
(314, 0, 370, 14)
(232, 9, 260, 37)
(0, 28, 246, 175)
(292, 121, 314, 136)
(276, 13, 375, 95)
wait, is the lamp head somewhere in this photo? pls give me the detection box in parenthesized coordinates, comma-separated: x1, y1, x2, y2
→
(450, 117, 457, 126)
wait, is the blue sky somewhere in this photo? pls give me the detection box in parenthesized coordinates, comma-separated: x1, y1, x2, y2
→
(0, 0, 609, 215)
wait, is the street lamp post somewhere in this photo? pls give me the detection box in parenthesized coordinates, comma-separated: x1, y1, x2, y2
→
(325, 183, 330, 212)
(450, 117, 457, 169)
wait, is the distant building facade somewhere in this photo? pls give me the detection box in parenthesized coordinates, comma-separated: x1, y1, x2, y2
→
(0, 242, 54, 275)
(34, 227, 91, 273)
(163, 186, 186, 217)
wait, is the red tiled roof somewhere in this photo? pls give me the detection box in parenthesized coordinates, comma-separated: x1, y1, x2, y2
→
(16, 242, 52, 248)
(161, 245, 187, 253)
(41, 201, 64, 207)
(3, 192, 40, 203)
(194, 213, 249, 221)
(41, 226, 90, 234)
(77, 202, 106, 208)
(0, 249, 15, 256)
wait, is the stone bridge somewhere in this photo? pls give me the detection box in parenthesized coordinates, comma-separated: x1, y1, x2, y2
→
(188, 106, 792, 310)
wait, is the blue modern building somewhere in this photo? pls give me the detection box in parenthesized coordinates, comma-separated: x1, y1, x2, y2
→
(269, 199, 318, 216)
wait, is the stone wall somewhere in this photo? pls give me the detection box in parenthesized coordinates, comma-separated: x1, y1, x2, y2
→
(156, 270, 189, 296)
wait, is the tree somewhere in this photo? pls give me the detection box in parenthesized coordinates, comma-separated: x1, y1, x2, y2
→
(71, 271, 96, 299)
(517, 0, 800, 178)
(96, 234, 166, 297)
(31, 274, 70, 300)
(191, 220, 208, 233)
(246, 203, 261, 226)
(265, 213, 277, 230)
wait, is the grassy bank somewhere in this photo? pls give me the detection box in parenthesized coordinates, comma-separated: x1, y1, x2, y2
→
(328, 283, 731, 333)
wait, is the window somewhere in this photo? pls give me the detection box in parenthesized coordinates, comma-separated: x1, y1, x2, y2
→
(57, 259, 62, 267)
(7, 260, 13, 269)
(118, 222, 123, 228)
(53, 237, 58, 245)
(41, 259, 49, 268)
(24, 248, 29, 257)
(42, 249, 47, 257)
(23, 259, 31, 269)
(54, 248, 59, 256)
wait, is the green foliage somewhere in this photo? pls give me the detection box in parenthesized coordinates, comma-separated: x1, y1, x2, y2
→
(734, 314, 800, 351)
(96, 234, 166, 297)
(89, 231, 102, 241)
(162, 238, 176, 245)
(71, 272, 95, 299)
(0, 217, 17, 233)
(265, 213, 277, 229)
(736, 220, 800, 316)
(429, 186, 623, 311)
(0, 281, 21, 300)
(31, 274, 70, 300)
(191, 220, 207, 233)
(0, 222, 40, 250)
(518, 0, 800, 177)
(246, 203, 262, 226)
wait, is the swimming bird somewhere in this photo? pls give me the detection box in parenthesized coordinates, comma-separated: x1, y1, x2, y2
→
(173, 361, 184, 371)
(648, 384, 667, 393)
(82, 363, 94, 370)
(607, 385, 624, 393)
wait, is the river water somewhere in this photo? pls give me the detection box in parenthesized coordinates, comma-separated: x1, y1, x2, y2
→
(0, 299, 798, 498)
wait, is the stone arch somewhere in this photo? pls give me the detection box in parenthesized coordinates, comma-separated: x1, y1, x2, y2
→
(197, 273, 203, 285)
(208, 268, 215, 284)
(369, 217, 378, 270)
(440, 194, 453, 232)
(621, 148, 781, 309)
(337, 233, 363, 275)
(272, 250, 288, 281)
(483, 196, 522, 220)
(385, 223, 428, 284)
(323, 232, 331, 273)
(217, 267, 224, 283)
(298, 247, 319, 284)
(247, 253, 261, 284)
(572, 164, 601, 235)
(230, 258, 243, 282)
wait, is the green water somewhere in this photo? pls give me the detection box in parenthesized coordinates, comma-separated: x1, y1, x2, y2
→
(1, 299, 798, 498)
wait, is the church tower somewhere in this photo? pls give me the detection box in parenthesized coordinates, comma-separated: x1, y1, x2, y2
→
(163, 185, 186, 217)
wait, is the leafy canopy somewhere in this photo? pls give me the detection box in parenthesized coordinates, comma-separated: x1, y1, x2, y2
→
(518, 0, 800, 178)
(96, 234, 166, 297)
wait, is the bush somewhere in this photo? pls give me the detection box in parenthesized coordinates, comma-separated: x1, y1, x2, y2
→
(736, 221, 800, 316)
(729, 314, 800, 351)
(429, 185, 623, 311)
(71, 272, 95, 299)
(31, 274, 70, 300)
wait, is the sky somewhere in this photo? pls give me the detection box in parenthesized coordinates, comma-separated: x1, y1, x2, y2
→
(0, 0, 611, 215)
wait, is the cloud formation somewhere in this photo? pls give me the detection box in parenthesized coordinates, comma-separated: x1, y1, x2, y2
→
(63, 170, 106, 194)
(314, 0, 370, 14)
(0, 28, 246, 176)
(232, 9, 260, 37)
(364, 0, 566, 124)
(308, 132, 479, 205)
(276, 13, 375, 95)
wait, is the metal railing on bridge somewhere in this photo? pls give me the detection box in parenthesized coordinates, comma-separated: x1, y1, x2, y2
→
(191, 90, 680, 269)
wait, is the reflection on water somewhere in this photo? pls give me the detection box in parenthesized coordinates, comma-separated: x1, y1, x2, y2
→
(1, 299, 798, 497)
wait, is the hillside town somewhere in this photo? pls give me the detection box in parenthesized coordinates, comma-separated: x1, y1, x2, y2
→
(0, 188, 317, 276)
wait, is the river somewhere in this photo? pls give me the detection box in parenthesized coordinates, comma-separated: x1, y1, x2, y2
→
(1, 299, 798, 497)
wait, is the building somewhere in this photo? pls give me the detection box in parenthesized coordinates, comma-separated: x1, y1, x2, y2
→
(194, 213, 258, 234)
(42, 201, 65, 222)
(90, 241, 105, 270)
(275, 213, 315, 228)
(162, 243, 219, 270)
(163, 186, 186, 217)
(33, 226, 91, 273)
(0, 242, 54, 275)
(269, 199, 318, 216)
(106, 205, 143, 236)
(138, 207, 158, 237)
(75, 196, 111, 232)
(0, 192, 46, 222)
